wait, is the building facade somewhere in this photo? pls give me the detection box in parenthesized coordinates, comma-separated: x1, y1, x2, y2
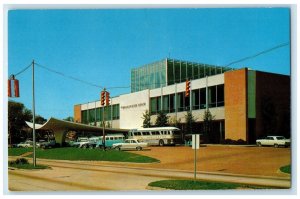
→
(74, 59, 290, 144)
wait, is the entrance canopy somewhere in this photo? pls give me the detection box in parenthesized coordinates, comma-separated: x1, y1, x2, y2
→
(25, 117, 129, 145)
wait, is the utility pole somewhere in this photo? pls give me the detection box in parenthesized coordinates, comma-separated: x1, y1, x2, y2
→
(101, 88, 106, 150)
(32, 60, 36, 167)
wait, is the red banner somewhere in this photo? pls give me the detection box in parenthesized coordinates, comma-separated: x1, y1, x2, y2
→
(8, 79, 20, 98)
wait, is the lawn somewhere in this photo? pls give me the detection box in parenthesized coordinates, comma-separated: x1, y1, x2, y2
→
(148, 180, 271, 190)
(8, 147, 33, 156)
(280, 165, 291, 174)
(9, 147, 159, 163)
(9, 158, 49, 170)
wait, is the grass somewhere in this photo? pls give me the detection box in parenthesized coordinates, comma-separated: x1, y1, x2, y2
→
(9, 158, 48, 170)
(9, 162, 48, 169)
(9, 147, 159, 163)
(148, 180, 270, 190)
(8, 147, 33, 156)
(280, 165, 291, 174)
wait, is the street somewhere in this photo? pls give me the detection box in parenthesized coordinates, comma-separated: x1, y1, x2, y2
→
(8, 157, 291, 191)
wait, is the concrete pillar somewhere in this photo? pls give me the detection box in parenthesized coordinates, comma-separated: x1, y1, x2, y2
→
(53, 129, 67, 146)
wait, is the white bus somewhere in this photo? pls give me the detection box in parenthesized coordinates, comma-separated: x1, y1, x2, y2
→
(128, 127, 182, 146)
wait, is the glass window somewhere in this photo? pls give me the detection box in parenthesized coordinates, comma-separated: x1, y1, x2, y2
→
(177, 92, 184, 112)
(208, 86, 217, 108)
(96, 108, 101, 121)
(200, 88, 206, 109)
(170, 94, 175, 113)
(193, 64, 199, 79)
(192, 89, 200, 110)
(187, 63, 193, 80)
(81, 110, 88, 124)
(150, 97, 157, 115)
(112, 104, 120, 120)
(167, 60, 174, 85)
(217, 84, 224, 107)
(163, 95, 169, 113)
(175, 62, 181, 83)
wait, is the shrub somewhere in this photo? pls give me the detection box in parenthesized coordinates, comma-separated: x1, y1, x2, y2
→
(221, 139, 246, 145)
(10, 158, 29, 165)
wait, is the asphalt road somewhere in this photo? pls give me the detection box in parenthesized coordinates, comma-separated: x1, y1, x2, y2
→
(7, 145, 291, 192)
(8, 158, 291, 192)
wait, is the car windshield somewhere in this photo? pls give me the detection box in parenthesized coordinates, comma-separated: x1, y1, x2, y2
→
(276, 136, 285, 140)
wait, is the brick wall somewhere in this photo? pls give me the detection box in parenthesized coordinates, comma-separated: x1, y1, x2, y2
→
(224, 69, 248, 141)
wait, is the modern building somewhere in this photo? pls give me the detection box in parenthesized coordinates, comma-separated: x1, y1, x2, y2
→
(74, 58, 290, 144)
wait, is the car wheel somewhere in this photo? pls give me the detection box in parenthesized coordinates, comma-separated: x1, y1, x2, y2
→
(115, 146, 121, 151)
(136, 146, 142, 151)
(25, 145, 28, 148)
(274, 144, 279, 148)
(159, 139, 164, 147)
(257, 142, 262, 147)
(82, 145, 87, 149)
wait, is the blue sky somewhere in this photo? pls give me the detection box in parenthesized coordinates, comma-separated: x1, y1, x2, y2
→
(8, 8, 291, 120)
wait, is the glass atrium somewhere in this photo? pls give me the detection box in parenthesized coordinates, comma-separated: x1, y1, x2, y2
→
(131, 58, 233, 92)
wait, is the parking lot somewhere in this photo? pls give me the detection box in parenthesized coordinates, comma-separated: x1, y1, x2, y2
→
(129, 145, 291, 177)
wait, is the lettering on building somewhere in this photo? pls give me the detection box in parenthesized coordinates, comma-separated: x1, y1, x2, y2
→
(121, 103, 146, 109)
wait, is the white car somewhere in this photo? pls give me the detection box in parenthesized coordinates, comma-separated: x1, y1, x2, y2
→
(256, 136, 290, 148)
(17, 140, 33, 148)
(72, 137, 90, 148)
(112, 139, 148, 151)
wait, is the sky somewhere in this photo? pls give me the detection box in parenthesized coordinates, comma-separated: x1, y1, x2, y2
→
(7, 8, 291, 120)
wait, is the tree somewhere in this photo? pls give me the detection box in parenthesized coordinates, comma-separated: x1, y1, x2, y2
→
(35, 115, 47, 124)
(155, 111, 169, 127)
(141, 110, 151, 128)
(168, 116, 181, 128)
(64, 116, 74, 122)
(8, 101, 47, 144)
(185, 111, 196, 134)
(8, 101, 32, 144)
(202, 109, 215, 136)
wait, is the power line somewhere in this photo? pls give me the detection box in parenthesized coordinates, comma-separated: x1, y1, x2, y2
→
(13, 62, 33, 77)
(225, 42, 289, 67)
(35, 63, 104, 89)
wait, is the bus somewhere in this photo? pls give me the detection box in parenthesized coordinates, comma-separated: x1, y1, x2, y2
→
(95, 134, 125, 148)
(128, 127, 182, 146)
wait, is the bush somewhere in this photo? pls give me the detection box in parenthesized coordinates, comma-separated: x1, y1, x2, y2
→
(9, 158, 29, 166)
(221, 139, 246, 145)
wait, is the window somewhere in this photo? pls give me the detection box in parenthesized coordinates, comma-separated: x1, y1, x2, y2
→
(150, 97, 157, 115)
(200, 88, 206, 109)
(208, 86, 216, 108)
(152, 131, 160, 135)
(170, 94, 175, 113)
(112, 104, 120, 120)
(192, 89, 200, 110)
(217, 84, 224, 107)
(163, 95, 170, 113)
(142, 132, 150, 136)
(177, 92, 184, 112)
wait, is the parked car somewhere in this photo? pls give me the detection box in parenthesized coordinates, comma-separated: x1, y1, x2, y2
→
(72, 137, 90, 148)
(17, 140, 33, 148)
(256, 136, 290, 148)
(112, 139, 148, 151)
(37, 140, 56, 149)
